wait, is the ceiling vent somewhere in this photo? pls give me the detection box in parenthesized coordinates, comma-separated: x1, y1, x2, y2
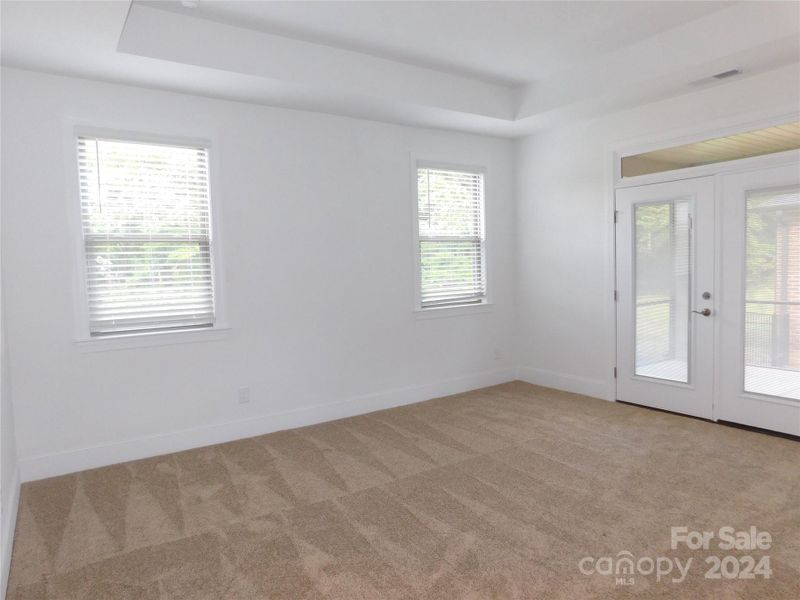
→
(712, 68, 742, 80)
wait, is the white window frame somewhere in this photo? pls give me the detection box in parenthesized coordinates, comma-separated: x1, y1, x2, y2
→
(412, 158, 491, 317)
(64, 124, 229, 351)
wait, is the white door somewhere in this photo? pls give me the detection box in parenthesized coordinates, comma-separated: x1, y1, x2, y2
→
(616, 177, 715, 419)
(718, 164, 800, 435)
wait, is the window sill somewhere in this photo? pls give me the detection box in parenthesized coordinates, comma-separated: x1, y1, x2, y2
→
(414, 303, 494, 320)
(74, 325, 231, 353)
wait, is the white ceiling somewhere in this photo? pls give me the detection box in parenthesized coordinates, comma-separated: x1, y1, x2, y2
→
(1, 1, 798, 137)
(143, 1, 730, 85)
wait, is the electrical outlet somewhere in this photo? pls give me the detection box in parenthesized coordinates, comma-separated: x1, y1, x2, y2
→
(237, 387, 251, 404)
(493, 348, 502, 361)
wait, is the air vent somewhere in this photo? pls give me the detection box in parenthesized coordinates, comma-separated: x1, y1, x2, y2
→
(712, 68, 742, 80)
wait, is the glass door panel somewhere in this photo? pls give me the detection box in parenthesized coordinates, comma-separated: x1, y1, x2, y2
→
(634, 200, 691, 382)
(744, 186, 800, 399)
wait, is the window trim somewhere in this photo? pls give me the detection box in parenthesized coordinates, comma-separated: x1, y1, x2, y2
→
(411, 157, 490, 314)
(64, 123, 229, 349)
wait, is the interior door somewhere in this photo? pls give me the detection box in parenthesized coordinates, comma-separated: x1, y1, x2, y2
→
(718, 164, 800, 435)
(615, 177, 715, 418)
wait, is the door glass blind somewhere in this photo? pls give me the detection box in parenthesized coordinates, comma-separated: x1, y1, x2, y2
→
(417, 167, 485, 308)
(634, 199, 691, 382)
(77, 137, 215, 335)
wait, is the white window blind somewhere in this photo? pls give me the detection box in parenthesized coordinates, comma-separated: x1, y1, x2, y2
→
(417, 166, 486, 308)
(77, 136, 215, 336)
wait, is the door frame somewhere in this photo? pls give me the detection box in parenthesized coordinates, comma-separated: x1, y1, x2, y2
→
(607, 109, 800, 421)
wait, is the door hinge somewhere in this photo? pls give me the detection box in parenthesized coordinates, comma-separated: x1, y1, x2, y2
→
(614, 210, 619, 223)
(613, 367, 617, 379)
(614, 290, 618, 301)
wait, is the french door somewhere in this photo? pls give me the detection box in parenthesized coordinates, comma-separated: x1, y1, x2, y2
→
(718, 164, 800, 435)
(616, 177, 715, 419)
(615, 163, 800, 435)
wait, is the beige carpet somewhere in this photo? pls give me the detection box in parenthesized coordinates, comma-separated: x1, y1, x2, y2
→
(6, 382, 800, 599)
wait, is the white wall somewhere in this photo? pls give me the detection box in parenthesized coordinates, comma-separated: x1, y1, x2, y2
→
(0, 67, 516, 481)
(514, 64, 800, 399)
(1, 245, 20, 597)
(3, 59, 799, 487)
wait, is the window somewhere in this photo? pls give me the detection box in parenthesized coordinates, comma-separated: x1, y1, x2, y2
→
(621, 121, 800, 178)
(416, 165, 486, 309)
(77, 136, 215, 336)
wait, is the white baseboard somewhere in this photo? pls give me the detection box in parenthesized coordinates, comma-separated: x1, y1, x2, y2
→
(515, 365, 614, 401)
(1, 466, 20, 599)
(19, 367, 517, 482)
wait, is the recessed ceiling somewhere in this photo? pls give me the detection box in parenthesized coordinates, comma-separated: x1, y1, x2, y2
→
(143, 0, 731, 85)
(1, 1, 798, 137)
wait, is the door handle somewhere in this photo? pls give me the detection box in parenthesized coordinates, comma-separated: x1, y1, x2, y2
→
(692, 308, 712, 317)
